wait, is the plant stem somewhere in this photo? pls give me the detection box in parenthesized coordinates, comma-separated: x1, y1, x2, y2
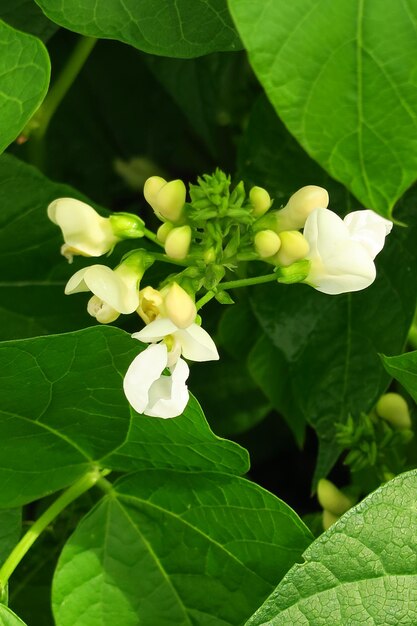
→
(28, 36, 97, 168)
(143, 227, 164, 248)
(151, 252, 190, 267)
(0, 468, 107, 593)
(196, 272, 277, 310)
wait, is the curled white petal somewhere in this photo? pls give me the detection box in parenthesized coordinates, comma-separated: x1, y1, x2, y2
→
(176, 324, 219, 362)
(132, 318, 178, 343)
(123, 343, 189, 418)
(344, 210, 393, 258)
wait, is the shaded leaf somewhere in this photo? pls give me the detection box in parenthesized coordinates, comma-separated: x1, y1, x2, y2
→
(0, 607, 27, 626)
(246, 470, 417, 625)
(0, 509, 21, 563)
(52, 469, 312, 626)
(382, 350, 417, 404)
(0, 1, 58, 41)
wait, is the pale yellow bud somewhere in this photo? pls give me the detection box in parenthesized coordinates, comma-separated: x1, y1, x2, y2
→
(157, 222, 174, 243)
(164, 283, 197, 329)
(165, 225, 191, 260)
(143, 176, 166, 206)
(87, 295, 120, 324)
(137, 286, 164, 324)
(250, 186, 272, 217)
(322, 509, 339, 531)
(273, 231, 309, 266)
(317, 479, 352, 516)
(254, 230, 281, 258)
(276, 185, 329, 231)
(144, 176, 186, 222)
(203, 248, 216, 264)
(376, 393, 412, 430)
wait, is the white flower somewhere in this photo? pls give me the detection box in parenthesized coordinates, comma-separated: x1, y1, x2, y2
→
(123, 317, 219, 418)
(48, 198, 119, 262)
(132, 317, 219, 364)
(303, 208, 393, 295)
(123, 344, 189, 418)
(65, 264, 140, 323)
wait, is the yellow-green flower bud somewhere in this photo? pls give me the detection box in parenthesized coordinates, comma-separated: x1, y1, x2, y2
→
(144, 176, 186, 222)
(375, 393, 412, 430)
(109, 212, 145, 239)
(317, 479, 352, 516)
(276, 185, 329, 231)
(157, 222, 174, 243)
(250, 186, 272, 217)
(164, 282, 197, 329)
(165, 225, 192, 260)
(203, 247, 216, 264)
(322, 509, 339, 531)
(272, 231, 309, 266)
(254, 230, 281, 258)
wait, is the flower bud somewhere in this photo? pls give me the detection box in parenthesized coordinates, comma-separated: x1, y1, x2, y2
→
(322, 509, 339, 531)
(164, 283, 197, 329)
(109, 212, 145, 239)
(165, 225, 191, 260)
(249, 186, 272, 217)
(273, 231, 310, 266)
(87, 295, 120, 324)
(157, 222, 174, 243)
(254, 230, 281, 258)
(203, 247, 216, 264)
(276, 186, 329, 231)
(144, 176, 186, 222)
(317, 479, 352, 516)
(137, 286, 164, 324)
(375, 393, 412, 430)
(275, 259, 311, 284)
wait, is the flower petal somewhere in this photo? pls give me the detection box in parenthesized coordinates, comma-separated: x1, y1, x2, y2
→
(344, 210, 393, 258)
(304, 208, 349, 262)
(176, 323, 219, 362)
(123, 344, 168, 414)
(132, 318, 178, 343)
(64, 267, 92, 294)
(145, 357, 190, 418)
(85, 265, 138, 313)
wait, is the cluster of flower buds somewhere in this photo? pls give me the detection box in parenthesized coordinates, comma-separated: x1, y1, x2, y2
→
(317, 479, 354, 530)
(48, 169, 394, 419)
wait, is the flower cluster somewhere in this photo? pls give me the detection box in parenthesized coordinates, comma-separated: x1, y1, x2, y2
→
(48, 171, 393, 419)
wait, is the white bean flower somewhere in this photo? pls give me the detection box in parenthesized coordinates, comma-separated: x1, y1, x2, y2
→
(303, 208, 393, 295)
(123, 317, 219, 418)
(48, 198, 120, 262)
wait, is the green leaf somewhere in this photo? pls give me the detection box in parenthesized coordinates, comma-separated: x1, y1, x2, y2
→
(52, 470, 312, 626)
(0, 326, 134, 507)
(0, 154, 108, 340)
(246, 470, 417, 625)
(249, 217, 417, 482)
(103, 394, 250, 476)
(0, 20, 50, 153)
(381, 350, 417, 404)
(0, 509, 21, 564)
(0, 607, 27, 626)
(229, 0, 417, 217)
(0, 1, 58, 41)
(35, 0, 241, 57)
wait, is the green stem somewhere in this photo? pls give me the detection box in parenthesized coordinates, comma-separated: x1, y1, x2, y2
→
(0, 468, 107, 593)
(143, 227, 164, 248)
(196, 272, 277, 310)
(151, 252, 190, 267)
(28, 36, 97, 168)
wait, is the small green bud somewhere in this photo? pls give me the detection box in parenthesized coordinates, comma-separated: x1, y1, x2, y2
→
(272, 231, 310, 266)
(375, 393, 412, 430)
(109, 212, 145, 239)
(275, 259, 311, 284)
(157, 222, 174, 243)
(254, 230, 281, 258)
(204, 264, 225, 290)
(317, 479, 353, 516)
(322, 509, 339, 531)
(203, 247, 217, 264)
(215, 291, 234, 305)
(164, 225, 192, 260)
(249, 186, 272, 217)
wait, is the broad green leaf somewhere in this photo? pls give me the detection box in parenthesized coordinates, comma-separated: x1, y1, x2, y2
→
(0, 1, 57, 41)
(0, 325, 248, 506)
(229, 0, 417, 217)
(0, 509, 21, 563)
(103, 394, 249, 476)
(246, 470, 417, 625)
(0, 20, 50, 153)
(35, 0, 241, 57)
(0, 607, 27, 626)
(0, 153, 107, 340)
(382, 350, 417, 403)
(249, 215, 417, 482)
(52, 470, 313, 626)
